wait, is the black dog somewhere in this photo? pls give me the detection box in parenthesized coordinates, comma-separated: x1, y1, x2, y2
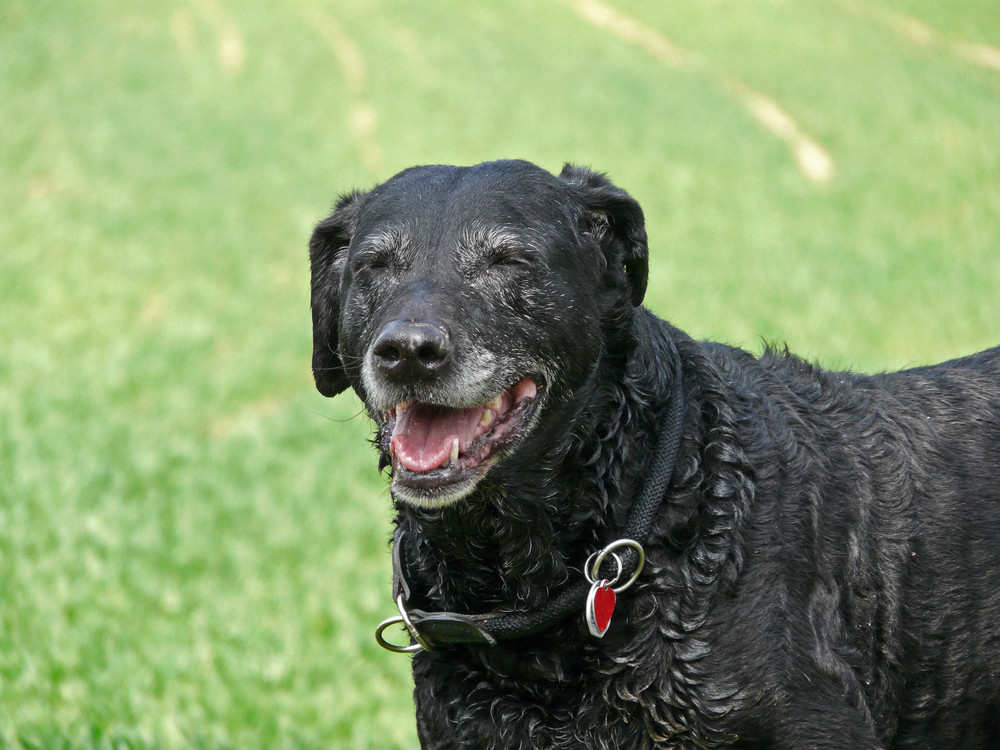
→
(310, 160, 1000, 749)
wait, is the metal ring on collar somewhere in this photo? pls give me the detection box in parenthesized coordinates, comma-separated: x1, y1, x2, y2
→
(584, 550, 623, 588)
(588, 539, 645, 594)
(374, 595, 431, 653)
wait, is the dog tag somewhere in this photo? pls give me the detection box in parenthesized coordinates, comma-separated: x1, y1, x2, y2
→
(585, 579, 616, 638)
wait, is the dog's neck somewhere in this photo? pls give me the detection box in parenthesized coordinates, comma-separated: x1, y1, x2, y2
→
(392, 310, 680, 617)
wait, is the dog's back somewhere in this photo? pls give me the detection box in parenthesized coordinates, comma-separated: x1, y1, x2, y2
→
(868, 347, 1000, 744)
(705, 342, 1000, 746)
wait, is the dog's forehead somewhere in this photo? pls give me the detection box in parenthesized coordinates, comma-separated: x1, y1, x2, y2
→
(355, 161, 573, 243)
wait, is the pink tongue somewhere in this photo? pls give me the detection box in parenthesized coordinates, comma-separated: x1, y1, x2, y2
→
(391, 404, 485, 472)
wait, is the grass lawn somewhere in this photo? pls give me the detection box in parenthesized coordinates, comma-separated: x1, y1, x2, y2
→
(1, 0, 997, 747)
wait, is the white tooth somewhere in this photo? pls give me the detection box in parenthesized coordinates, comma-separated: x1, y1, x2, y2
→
(395, 400, 412, 418)
(479, 410, 495, 428)
(486, 394, 503, 410)
(450, 437, 460, 464)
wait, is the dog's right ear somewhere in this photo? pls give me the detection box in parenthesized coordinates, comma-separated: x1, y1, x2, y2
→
(309, 190, 365, 397)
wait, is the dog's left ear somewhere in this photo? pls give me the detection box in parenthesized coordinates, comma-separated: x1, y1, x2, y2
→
(309, 190, 365, 397)
(559, 164, 649, 306)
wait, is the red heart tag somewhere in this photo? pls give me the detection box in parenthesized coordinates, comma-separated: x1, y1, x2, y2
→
(586, 580, 617, 638)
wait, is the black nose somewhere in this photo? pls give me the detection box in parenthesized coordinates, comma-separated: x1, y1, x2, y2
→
(372, 320, 451, 379)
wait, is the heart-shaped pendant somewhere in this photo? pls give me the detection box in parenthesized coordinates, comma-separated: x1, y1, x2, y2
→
(585, 579, 617, 638)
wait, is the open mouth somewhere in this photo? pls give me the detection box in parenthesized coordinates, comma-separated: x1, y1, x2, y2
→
(383, 376, 541, 504)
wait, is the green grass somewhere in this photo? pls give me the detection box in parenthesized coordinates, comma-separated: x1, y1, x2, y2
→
(1, 0, 998, 747)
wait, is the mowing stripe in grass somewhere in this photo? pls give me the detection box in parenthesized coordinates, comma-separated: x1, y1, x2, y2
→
(570, 0, 691, 68)
(562, 0, 835, 183)
(189, 0, 246, 76)
(842, 0, 1000, 74)
(721, 79, 834, 185)
(957, 41, 1000, 73)
(300, 3, 385, 176)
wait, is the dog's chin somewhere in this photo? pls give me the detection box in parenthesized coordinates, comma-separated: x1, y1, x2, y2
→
(378, 375, 543, 509)
(389, 463, 491, 509)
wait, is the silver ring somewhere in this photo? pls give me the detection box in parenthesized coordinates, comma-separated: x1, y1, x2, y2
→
(585, 550, 623, 587)
(374, 595, 430, 653)
(589, 539, 645, 594)
(375, 616, 422, 653)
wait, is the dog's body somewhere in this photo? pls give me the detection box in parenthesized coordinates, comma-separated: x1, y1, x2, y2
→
(310, 160, 1000, 749)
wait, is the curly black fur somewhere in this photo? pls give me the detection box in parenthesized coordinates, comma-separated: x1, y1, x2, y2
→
(310, 160, 1000, 749)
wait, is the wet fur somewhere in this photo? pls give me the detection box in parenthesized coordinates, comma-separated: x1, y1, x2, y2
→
(310, 160, 1000, 748)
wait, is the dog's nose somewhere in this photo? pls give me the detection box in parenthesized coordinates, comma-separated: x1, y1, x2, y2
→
(372, 320, 451, 379)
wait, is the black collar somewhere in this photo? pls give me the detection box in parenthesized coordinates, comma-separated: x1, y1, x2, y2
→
(377, 374, 687, 652)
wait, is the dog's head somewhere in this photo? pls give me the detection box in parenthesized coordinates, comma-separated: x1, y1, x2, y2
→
(310, 160, 648, 507)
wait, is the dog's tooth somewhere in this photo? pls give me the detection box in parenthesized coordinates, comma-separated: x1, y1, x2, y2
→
(479, 409, 495, 428)
(450, 437, 460, 464)
(395, 400, 413, 418)
(485, 394, 503, 410)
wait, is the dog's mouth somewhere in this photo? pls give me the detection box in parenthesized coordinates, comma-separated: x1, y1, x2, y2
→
(383, 376, 541, 506)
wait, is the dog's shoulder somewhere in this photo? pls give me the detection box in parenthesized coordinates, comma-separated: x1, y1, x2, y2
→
(692, 338, 852, 407)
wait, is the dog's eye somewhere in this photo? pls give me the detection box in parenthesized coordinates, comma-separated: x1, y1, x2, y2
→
(487, 248, 535, 270)
(352, 253, 392, 275)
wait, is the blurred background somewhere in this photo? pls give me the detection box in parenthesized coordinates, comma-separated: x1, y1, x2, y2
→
(1, 0, 997, 747)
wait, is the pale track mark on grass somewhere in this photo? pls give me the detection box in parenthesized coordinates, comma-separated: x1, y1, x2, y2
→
(844, 0, 1000, 74)
(723, 80, 835, 183)
(561, 0, 834, 183)
(209, 395, 285, 439)
(169, 8, 197, 56)
(188, 0, 246, 75)
(139, 293, 169, 326)
(955, 42, 1000, 73)
(300, 3, 385, 175)
(572, 0, 690, 68)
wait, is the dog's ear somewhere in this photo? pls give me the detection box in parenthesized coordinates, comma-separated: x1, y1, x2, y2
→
(559, 164, 649, 306)
(309, 190, 365, 397)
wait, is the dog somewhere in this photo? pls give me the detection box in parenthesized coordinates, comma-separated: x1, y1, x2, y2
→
(309, 159, 1000, 749)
